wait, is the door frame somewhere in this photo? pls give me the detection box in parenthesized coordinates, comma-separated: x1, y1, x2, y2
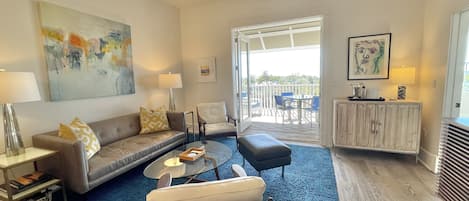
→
(436, 7, 469, 173)
(230, 15, 324, 136)
(442, 8, 469, 118)
(233, 32, 252, 132)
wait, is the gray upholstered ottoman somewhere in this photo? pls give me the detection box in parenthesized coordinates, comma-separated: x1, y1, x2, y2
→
(238, 134, 291, 177)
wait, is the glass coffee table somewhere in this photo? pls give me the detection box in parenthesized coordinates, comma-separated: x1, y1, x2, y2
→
(143, 140, 232, 183)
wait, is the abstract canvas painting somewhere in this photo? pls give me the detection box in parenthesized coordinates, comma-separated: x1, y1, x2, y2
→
(39, 2, 135, 101)
(348, 33, 391, 80)
(197, 57, 216, 82)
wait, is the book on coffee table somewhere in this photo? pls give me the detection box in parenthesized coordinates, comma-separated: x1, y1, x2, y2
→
(179, 146, 206, 161)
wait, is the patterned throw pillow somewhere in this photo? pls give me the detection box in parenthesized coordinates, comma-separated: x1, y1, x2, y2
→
(139, 106, 170, 134)
(59, 118, 101, 160)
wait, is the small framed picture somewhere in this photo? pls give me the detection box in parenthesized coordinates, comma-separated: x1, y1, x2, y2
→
(348, 33, 392, 80)
(197, 57, 216, 82)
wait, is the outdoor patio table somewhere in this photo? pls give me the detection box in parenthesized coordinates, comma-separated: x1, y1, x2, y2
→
(284, 95, 314, 124)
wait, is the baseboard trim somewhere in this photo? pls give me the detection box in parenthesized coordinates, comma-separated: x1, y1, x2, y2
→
(418, 147, 438, 173)
(418, 158, 435, 173)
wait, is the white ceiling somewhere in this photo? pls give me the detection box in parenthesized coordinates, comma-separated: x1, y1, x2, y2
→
(159, 0, 218, 8)
(241, 21, 321, 51)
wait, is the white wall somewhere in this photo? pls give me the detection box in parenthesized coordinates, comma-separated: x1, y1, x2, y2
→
(0, 0, 182, 175)
(1, 0, 461, 176)
(419, 0, 469, 172)
(179, 0, 425, 147)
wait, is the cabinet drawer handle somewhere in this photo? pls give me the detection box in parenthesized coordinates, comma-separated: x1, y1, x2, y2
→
(375, 121, 379, 134)
(371, 120, 379, 134)
(376, 121, 381, 134)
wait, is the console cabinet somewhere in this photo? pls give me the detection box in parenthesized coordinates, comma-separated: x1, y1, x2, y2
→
(333, 99, 422, 154)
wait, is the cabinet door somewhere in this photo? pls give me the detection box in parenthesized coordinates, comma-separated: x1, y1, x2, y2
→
(407, 104, 421, 151)
(373, 104, 387, 148)
(356, 103, 375, 147)
(395, 104, 421, 151)
(335, 103, 358, 146)
(381, 104, 400, 150)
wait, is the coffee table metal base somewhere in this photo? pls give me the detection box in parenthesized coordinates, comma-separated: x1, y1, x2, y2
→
(184, 156, 220, 184)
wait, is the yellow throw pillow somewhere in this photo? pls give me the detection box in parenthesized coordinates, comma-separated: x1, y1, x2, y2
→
(58, 118, 101, 160)
(139, 106, 170, 134)
(58, 123, 76, 141)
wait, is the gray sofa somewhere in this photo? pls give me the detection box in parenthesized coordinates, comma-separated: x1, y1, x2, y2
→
(32, 112, 186, 194)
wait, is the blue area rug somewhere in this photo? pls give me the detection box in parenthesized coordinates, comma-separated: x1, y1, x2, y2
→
(83, 138, 338, 201)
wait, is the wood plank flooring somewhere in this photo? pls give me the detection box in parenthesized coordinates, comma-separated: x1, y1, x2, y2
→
(241, 120, 319, 143)
(331, 148, 441, 201)
(219, 112, 440, 201)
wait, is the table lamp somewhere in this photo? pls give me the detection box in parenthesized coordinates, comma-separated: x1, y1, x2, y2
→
(158, 73, 182, 112)
(0, 71, 41, 156)
(391, 66, 416, 100)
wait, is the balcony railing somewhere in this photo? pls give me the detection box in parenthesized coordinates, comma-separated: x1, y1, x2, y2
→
(250, 83, 319, 116)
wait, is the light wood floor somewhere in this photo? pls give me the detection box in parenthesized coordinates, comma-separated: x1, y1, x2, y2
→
(332, 148, 441, 201)
(241, 116, 319, 143)
(239, 115, 440, 201)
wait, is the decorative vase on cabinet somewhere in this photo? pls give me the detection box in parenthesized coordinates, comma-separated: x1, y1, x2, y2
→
(332, 99, 422, 160)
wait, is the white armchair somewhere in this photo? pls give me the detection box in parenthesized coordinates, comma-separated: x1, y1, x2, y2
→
(196, 101, 238, 141)
(146, 165, 267, 201)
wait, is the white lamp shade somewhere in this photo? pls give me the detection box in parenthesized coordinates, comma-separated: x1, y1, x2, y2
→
(391, 67, 416, 85)
(159, 73, 182, 89)
(0, 72, 41, 104)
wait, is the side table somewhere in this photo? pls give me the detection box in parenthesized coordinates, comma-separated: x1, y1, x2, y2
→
(0, 147, 67, 201)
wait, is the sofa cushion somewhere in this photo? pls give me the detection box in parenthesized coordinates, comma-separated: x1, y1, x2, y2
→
(89, 114, 141, 146)
(87, 130, 184, 181)
(204, 122, 236, 136)
(197, 102, 228, 124)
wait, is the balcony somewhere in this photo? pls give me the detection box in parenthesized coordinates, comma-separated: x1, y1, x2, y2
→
(241, 83, 320, 143)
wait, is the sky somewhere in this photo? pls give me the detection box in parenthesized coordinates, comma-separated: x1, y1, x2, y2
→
(249, 47, 320, 77)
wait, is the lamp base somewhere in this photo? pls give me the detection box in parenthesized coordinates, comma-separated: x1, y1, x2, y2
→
(2, 104, 25, 157)
(397, 85, 407, 100)
(168, 88, 176, 112)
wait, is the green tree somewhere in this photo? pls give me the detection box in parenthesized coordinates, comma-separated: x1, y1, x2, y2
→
(255, 71, 319, 85)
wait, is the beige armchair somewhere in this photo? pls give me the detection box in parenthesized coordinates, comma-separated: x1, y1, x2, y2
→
(196, 101, 238, 141)
(146, 165, 267, 201)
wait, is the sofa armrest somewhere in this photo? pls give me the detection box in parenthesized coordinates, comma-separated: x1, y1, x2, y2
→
(147, 176, 266, 201)
(197, 116, 207, 136)
(231, 164, 247, 177)
(157, 173, 172, 189)
(167, 112, 186, 132)
(227, 115, 237, 126)
(32, 134, 90, 194)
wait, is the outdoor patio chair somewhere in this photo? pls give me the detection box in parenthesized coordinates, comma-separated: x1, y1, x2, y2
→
(281, 92, 294, 97)
(274, 95, 295, 124)
(196, 101, 238, 141)
(304, 96, 320, 127)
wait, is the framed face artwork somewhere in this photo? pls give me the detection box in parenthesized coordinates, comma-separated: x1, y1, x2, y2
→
(347, 33, 391, 80)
